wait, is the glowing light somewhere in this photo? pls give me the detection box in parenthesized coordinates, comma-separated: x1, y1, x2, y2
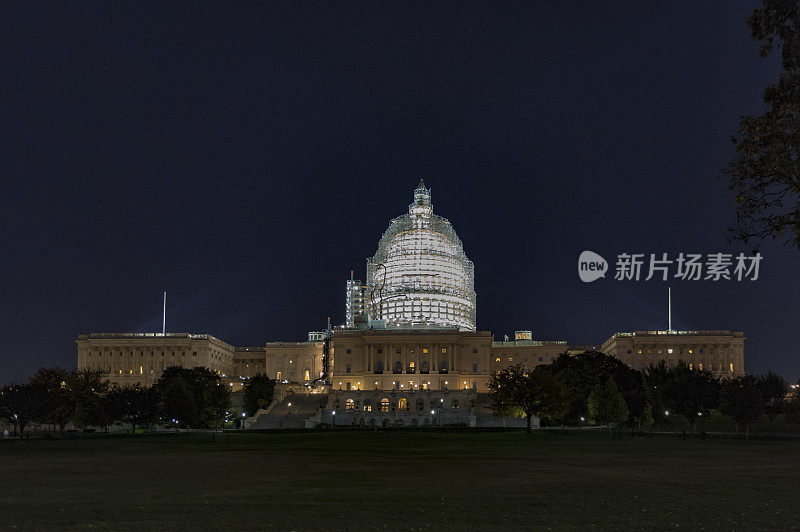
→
(363, 182, 476, 330)
(430, 410, 435, 415)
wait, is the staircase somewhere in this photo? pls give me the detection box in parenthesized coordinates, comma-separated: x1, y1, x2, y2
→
(251, 393, 329, 429)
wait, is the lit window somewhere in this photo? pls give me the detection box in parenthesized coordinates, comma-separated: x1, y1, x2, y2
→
(730, 363, 734, 373)
(398, 398, 407, 411)
(422, 348, 429, 354)
(380, 399, 390, 412)
(668, 348, 673, 354)
(495, 357, 500, 362)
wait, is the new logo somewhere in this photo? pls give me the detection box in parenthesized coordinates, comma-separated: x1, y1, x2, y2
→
(578, 251, 608, 283)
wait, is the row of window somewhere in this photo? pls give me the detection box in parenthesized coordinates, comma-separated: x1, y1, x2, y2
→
(340, 397, 468, 413)
(343, 348, 480, 355)
(494, 355, 557, 364)
(88, 351, 198, 357)
(628, 347, 729, 355)
(337, 379, 477, 391)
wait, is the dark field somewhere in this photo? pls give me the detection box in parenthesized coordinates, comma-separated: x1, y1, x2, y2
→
(1, 431, 799, 530)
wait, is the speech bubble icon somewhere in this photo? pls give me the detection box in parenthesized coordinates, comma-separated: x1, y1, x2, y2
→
(578, 251, 608, 283)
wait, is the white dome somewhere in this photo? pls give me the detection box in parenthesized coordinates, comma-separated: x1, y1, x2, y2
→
(366, 181, 476, 330)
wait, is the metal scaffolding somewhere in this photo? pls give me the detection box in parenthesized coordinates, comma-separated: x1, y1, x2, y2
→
(361, 181, 477, 331)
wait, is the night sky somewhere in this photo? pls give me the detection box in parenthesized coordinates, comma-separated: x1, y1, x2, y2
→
(2, 2, 798, 385)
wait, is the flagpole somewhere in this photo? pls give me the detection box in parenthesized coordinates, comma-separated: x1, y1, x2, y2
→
(668, 287, 672, 332)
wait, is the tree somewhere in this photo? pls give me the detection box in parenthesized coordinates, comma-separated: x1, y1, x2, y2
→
(242, 374, 276, 416)
(720, 375, 763, 438)
(155, 366, 230, 428)
(755, 371, 788, 423)
(0, 383, 49, 437)
(587, 378, 629, 434)
(725, 1, 800, 250)
(29, 368, 73, 432)
(551, 351, 646, 425)
(643, 361, 672, 424)
(487, 364, 570, 433)
(108, 384, 159, 433)
(652, 362, 721, 431)
(67, 369, 110, 429)
(640, 402, 655, 431)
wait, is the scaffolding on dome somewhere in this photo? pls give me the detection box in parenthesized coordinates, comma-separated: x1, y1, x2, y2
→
(353, 181, 476, 331)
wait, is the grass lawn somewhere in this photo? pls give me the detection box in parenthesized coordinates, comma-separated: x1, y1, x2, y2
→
(1, 430, 799, 530)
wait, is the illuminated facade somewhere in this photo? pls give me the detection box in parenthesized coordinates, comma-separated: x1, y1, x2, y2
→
(348, 181, 477, 331)
(75, 333, 234, 387)
(75, 181, 746, 428)
(600, 330, 745, 377)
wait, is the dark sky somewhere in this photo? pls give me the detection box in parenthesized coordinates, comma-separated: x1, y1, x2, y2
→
(2, 2, 798, 385)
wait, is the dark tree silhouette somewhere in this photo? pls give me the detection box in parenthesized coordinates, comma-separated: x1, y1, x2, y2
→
(155, 366, 230, 428)
(587, 378, 629, 434)
(0, 383, 49, 437)
(108, 384, 159, 433)
(29, 368, 73, 432)
(550, 351, 645, 425)
(725, 0, 800, 250)
(242, 374, 276, 416)
(756, 371, 788, 423)
(488, 364, 570, 433)
(720, 375, 763, 438)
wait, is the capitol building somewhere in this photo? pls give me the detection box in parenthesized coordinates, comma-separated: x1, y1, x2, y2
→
(76, 182, 745, 428)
